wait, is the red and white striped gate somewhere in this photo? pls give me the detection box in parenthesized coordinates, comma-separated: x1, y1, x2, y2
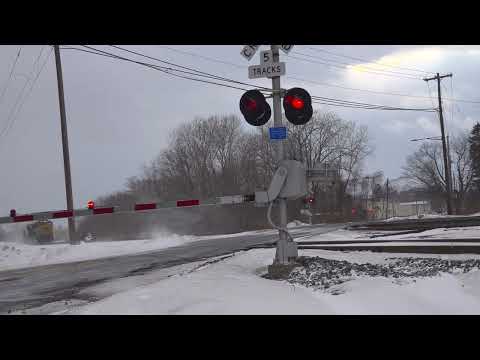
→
(0, 194, 256, 225)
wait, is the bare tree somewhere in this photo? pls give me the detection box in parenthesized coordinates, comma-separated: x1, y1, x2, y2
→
(338, 121, 372, 197)
(451, 133, 474, 212)
(402, 131, 473, 213)
(78, 110, 373, 238)
(285, 111, 345, 168)
(403, 141, 445, 192)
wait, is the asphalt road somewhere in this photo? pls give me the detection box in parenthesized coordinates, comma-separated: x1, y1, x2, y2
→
(0, 223, 344, 314)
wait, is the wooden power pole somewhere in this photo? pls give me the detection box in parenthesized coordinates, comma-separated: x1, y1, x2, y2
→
(53, 45, 77, 244)
(424, 72, 453, 215)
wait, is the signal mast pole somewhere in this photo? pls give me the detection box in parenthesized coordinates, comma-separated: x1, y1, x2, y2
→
(270, 45, 290, 265)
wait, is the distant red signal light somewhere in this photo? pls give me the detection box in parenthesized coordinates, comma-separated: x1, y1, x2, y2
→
(87, 200, 95, 210)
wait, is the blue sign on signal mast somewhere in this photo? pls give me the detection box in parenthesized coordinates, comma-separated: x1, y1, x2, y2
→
(269, 126, 287, 140)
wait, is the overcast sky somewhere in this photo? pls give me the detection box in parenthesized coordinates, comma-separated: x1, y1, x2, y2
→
(0, 44, 478, 215)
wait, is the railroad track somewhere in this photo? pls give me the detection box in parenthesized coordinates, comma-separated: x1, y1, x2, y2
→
(348, 215, 480, 231)
(247, 238, 480, 254)
(295, 238, 480, 254)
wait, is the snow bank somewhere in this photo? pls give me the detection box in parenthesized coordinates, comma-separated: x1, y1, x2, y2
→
(287, 220, 309, 228)
(0, 224, 315, 272)
(68, 249, 331, 315)
(384, 213, 480, 222)
(297, 226, 480, 243)
(0, 230, 198, 272)
(66, 248, 480, 315)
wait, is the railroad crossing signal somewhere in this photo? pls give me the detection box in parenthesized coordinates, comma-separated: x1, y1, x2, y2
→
(240, 45, 260, 61)
(239, 89, 271, 126)
(279, 45, 294, 54)
(283, 87, 313, 125)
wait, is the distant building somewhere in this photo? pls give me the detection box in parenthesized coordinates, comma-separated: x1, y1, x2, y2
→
(396, 200, 431, 217)
(362, 199, 432, 220)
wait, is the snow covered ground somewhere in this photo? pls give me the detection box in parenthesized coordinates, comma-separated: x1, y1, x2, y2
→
(296, 226, 480, 243)
(0, 220, 314, 272)
(5, 224, 480, 315)
(383, 212, 480, 222)
(0, 231, 207, 272)
(56, 248, 480, 315)
(1, 223, 479, 273)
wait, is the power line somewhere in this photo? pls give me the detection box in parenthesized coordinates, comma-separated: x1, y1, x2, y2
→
(311, 98, 436, 112)
(104, 49, 432, 111)
(64, 46, 437, 114)
(148, 46, 480, 104)
(0, 47, 44, 139)
(286, 75, 433, 102)
(302, 46, 434, 75)
(0, 47, 51, 142)
(287, 53, 422, 81)
(291, 50, 424, 79)
(75, 45, 271, 93)
(157, 45, 246, 69)
(0, 46, 22, 107)
(61, 46, 253, 92)
(310, 94, 436, 112)
(107, 45, 271, 91)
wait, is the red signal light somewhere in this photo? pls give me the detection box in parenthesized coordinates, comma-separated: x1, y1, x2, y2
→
(246, 98, 257, 111)
(87, 200, 95, 210)
(292, 98, 304, 109)
(239, 90, 271, 127)
(286, 95, 304, 110)
(283, 88, 313, 126)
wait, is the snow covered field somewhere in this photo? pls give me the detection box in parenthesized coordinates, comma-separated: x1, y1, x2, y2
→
(58, 248, 480, 315)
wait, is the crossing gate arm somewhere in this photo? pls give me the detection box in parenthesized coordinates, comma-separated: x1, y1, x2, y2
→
(0, 194, 256, 224)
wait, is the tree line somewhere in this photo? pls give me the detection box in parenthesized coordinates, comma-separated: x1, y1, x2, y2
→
(77, 110, 371, 239)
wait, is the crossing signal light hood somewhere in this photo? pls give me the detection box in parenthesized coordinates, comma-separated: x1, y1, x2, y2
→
(283, 87, 313, 126)
(239, 90, 271, 126)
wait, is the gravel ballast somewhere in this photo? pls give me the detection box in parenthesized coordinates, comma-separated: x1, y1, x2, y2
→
(287, 256, 480, 293)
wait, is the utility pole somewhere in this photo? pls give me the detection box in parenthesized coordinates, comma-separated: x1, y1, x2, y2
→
(270, 45, 290, 264)
(424, 73, 453, 215)
(53, 45, 77, 244)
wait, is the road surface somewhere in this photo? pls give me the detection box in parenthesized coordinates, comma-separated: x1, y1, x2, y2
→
(0, 223, 344, 314)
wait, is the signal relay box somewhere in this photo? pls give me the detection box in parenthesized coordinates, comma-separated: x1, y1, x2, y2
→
(255, 160, 307, 204)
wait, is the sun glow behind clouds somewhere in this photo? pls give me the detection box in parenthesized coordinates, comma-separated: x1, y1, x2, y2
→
(346, 47, 444, 75)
